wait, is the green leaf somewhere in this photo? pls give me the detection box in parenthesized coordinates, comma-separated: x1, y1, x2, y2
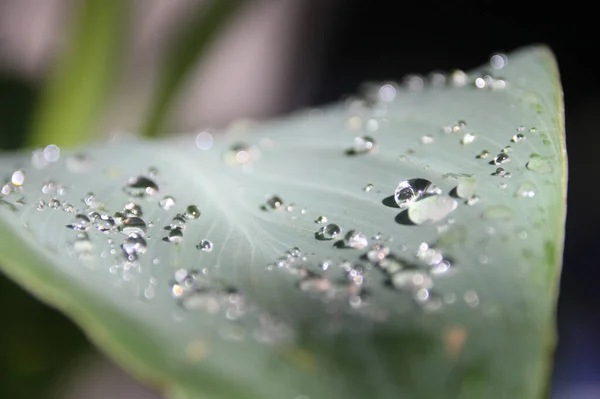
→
(141, 0, 244, 138)
(0, 46, 566, 399)
(26, 0, 127, 148)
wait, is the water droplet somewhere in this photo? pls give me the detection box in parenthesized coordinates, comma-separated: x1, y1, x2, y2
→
(41, 180, 56, 194)
(481, 205, 513, 221)
(67, 214, 91, 231)
(224, 143, 257, 164)
(316, 224, 342, 240)
(465, 195, 479, 206)
(391, 270, 432, 291)
(265, 195, 284, 210)
(1, 183, 11, 196)
(11, 170, 24, 186)
(344, 230, 368, 249)
(456, 179, 477, 199)
(511, 133, 525, 143)
(476, 150, 490, 159)
(315, 215, 328, 224)
(119, 217, 147, 235)
(71, 232, 94, 260)
(184, 205, 201, 220)
(490, 53, 507, 69)
(421, 135, 434, 144)
(408, 195, 457, 225)
(501, 146, 512, 154)
(48, 198, 61, 209)
(363, 184, 374, 192)
(286, 203, 296, 212)
(461, 133, 476, 145)
(196, 240, 213, 252)
(170, 214, 187, 230)
(394, 178, 441, 209)
(159, 196, 176, 210)
(378, 83, 397, 102)
(95, 214, 115, 232)
(491, 153, 510, 165)
(449, 69, 467, 87)
(367, 244, 390, 263)
(43, 144, 60, 162)
(526, 157, 552, 173)
(349, 136, 376, 154)
(123, 202, 143, 217)
(195, 131, 214, 150)
(516, 182, 536, 198)
(83, 193, 102, 209)
(124, 176, 158, 197)
(168, 228, 184, 243)
(122, 233, 147, 257)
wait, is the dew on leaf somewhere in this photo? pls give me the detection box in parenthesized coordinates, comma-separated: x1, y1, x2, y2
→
(184, 205, 201, 220)
(449, 69, 467, 87)
(265, 195, 284, 210)
(465, 195, 479, 206)
(421, 135, 434, 144)
(94, 214, 115, 232)
(36, 200, 45, 211)
(43, 144, 60, 162)
(41, 180, 56, 194)
(123, 202, 143, 217)
(511, 133, 526, 143)
(367, 244, 390, 263)
(196, 240, 213, 252)
(123, 176, 159, 197)
(170, 214, 187, 230)
(491, 153, 510, 165)
(159, 196, 176, 210)
(315, 215, 328, 224)
(224, 143, 257, 164)
(122, 233, 147, 257)
(67, 214, 91, 231)
(461, 133, 476, 145)
(363, 184, 374, 192)
(316, 223, 342, 240)
(394, 178, 441, 209)
(348, 135, 376, 155)
(476, 150, 490, 159)
(11, 170, 24, 186)
(408, 195, 457, 225)
(168, 228, 184, 243)
(456, 179, 477, 199)
(83, 193, 102, 209)
(526, 157, 553, 173)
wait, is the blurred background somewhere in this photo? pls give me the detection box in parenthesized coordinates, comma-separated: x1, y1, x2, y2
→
(0, 0, 597, 398)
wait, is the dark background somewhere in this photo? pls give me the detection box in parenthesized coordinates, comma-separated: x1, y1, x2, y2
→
(0, 1, 598, 397)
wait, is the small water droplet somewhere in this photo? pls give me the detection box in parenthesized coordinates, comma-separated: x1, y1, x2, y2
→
(344, 230, 368, 249)
(394, 178, 441, 209)
(83, 193, 102, 209)
(11, 170, 24, 186)
(349, 136, 376, 154)
(286, 203, 296, 212)
(43, 144, 60, 162)
(94, 214, 115, 232)
(123, 202, 143, 217)
(476, 150, 490, 159)
(67, 214, 91, 231)
(316, 224, 342, 240)
(159, 196, 176, 210)
(408, 195, 457, 225)
(265, 195, 284, 210)
(224, 143, 257, 164)
(196, 240, 213, 252)
(195, 131, 214, 150)
(363, 184, 374, 192)
(184, 205, 201, 220)
(481, 205, 513, 221)
(465, 195, 479, 206)
(491, 153, 510, 165)
(490, 53, 507, 69)
(510, 133, 525, 143)
(461, 133, 476, 145)
(168, 228, 184, 243)
(315, 215, 328, 224)
(48, 198, 61, 209)
(391, 270, 433, 291)
(170, 214, 187, 230)
(421, 135, 434, 144)
(498, 183, 508, 189)
(36, 200, 46, 210)
(41, 180, 56, 194)
(124, 176, 159, 197)
(456, 179, 477, 199)
(119, 217, 147, 235)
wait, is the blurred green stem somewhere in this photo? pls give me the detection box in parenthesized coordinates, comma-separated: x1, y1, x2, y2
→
(27, 0, 127, 148)
(141, 0, 244, 138)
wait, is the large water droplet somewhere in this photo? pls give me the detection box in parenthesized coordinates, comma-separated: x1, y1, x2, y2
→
(159, 196, 176, 210)
(394, 178, 441, 209)
(490, 53, 507, 69)
(196, 240, 213, 252)
(184, 205, 201, 220)
(526, 157, 552, 173)
(119, 217, 147, 235)
(124, 176, 158, 197)
(344, 230, 368, 249)
(408, 195, 457, 225)
(316, 224, 342, 240)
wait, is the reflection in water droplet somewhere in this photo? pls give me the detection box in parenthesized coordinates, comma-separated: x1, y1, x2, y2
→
(315, 215, 327, 224)
(95, 214, 115, 232)
(124, 176, 158, 197)
(124, 202, 143, 217)
(119, 217, 147, 235)
(350, 136, 376, 154)
(159, 196, 176, 210)
(363, 184, 374, 192)
(41, 180, 56, 194)
(408, 195, 457, 225)
(491, 153, 510, 165)
(344, 230, 368, 249)
(526, 157, 552, 173)
(481, 205, 513, 221)
(184, 205, 201, 220)
(316, 224, 341, 240)
(169, 228, 184, 243)
(196, 240, 213, 252)
(394, 178, 441, 209)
